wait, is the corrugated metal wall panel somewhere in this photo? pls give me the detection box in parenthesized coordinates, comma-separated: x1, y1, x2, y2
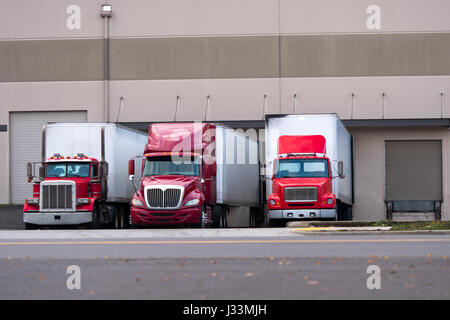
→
(385, 140, 442, 201)
(9, 111, 87, 204)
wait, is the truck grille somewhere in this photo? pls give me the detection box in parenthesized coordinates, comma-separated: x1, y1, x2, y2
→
(284, 187, 318, 202)
(145, 186, 183, 209)
(40, 181, 76, 211)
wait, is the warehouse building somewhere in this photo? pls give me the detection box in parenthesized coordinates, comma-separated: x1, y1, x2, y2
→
(1, 0, 449, 221)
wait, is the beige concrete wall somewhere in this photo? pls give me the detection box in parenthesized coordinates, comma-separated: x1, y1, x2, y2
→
(0, 81, 103, 203)
(0, 0, 103, 39)
(350, 127, 450, 221)
(281, 0, 450, 34)
(109, 0, 279, 37)
(110, 79, 280, 122)
(281, 76, 450, 119)
(3, 0, 450, 40)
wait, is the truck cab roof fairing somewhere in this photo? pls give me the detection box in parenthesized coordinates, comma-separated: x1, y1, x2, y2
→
(145, 123, 215, 154)
(277, 135, 326, 155)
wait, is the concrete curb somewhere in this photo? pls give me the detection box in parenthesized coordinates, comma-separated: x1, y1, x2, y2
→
(289, 229, 450, 236)
(287, 221, 380, 228)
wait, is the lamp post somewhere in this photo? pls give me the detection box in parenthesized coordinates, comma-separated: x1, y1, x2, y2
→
(100, 4, 112, 123)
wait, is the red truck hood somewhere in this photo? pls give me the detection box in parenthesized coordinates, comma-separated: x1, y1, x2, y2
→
(141, 175, 200, 192)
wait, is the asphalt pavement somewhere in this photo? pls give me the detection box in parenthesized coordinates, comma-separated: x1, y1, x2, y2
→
(0, 228, 449, 300)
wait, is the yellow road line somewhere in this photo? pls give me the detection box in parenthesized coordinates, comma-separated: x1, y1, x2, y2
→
(0, 238, 449, 246)
(293, 227, 334, 231)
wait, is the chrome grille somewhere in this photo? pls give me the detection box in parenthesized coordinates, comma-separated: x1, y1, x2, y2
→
(145, 186, 183, 209)
(40, 181, 75, 211)
(164, 188, 181, 208)
(284, 187, 318, 202)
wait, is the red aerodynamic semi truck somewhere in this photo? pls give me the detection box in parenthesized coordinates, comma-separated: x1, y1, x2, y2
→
(128, 122, 262, 228)
(265, 114, 353, 226)
(23, 123, 147, 229)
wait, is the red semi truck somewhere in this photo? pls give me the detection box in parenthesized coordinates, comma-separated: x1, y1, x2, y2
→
(265, 114, 353, 226)
(129, 122, 262, 228)
(23, 123, 147, 229)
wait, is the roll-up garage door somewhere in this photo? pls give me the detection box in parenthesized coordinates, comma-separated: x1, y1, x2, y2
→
(9, 111, 87, 204)
(385, 140, 442, 201)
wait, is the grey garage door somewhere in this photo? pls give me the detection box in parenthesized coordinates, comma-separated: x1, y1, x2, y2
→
(385, 140, 442, 201)
(9, 111, 87, 204)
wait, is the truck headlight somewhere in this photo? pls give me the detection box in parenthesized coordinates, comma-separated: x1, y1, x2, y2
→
(26, 198, 39, 205)
(77, 198, 90, 205)
(185, 199, 200, 206)
(327, 198, 333, 205)
(269, 199, 276, 206)
(131, 199, 144, 207)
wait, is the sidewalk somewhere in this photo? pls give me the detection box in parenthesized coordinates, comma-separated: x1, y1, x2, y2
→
(287, 220, 450, 235)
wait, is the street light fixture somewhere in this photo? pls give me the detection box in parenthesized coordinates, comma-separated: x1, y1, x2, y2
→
(100, 4, 112, 17)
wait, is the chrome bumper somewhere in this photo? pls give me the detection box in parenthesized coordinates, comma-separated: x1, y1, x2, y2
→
(23, 212, 93, 225)
(269, 208, 336, 219)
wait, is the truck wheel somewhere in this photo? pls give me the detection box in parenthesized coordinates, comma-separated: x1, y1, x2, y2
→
(268, 219, 285, 228)
(249, 208, 257, 228)
(24, 223, 37, 230)
(343, 206, 353, 221)
(113, 206, 121, 229)
(111, 205, 126, 229)
(195, 205, 208, 228)
(212, 205, 227, 228)
(88, 205, 101, 229)
(336, 203, 344, 221)
(123, 206, 131, 229)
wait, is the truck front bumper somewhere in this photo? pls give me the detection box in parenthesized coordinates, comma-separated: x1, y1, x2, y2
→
(130, 206, 201, 226)
(269, 208, 336, 219)
(23, 211, 93, 225)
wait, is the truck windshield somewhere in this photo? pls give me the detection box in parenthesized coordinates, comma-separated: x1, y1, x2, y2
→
(274, 159, 329, 178)
(46, 162, 90, 178)
(143, 156, 200, 177)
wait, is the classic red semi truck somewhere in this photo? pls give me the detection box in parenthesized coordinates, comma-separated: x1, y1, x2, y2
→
(265, 114, 353, 226)
(128, 122, 262, 228)
(23, 123, 147, 229)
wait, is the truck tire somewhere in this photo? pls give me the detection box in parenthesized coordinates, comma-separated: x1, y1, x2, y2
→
(123, 206, 131, 229)
(343, 206, 353, 221)
(88, 205, 101, 229)
(24, 223, 37, 230)
(195, 205, 208, 228)
(249, 208, 257, 228)
(336, 202, 352, 221)
(336, 202, 344, 221)
(268, 219, 285, 228)
(212, 205, 227, 228)
(112, 206, 122, 229)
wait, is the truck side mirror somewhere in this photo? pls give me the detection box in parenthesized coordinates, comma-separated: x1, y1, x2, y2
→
(26, 163, 33, 182)
(338, 161, 345, 179)
(38, 166, 45, 181)
(128, 159, 135, 176)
